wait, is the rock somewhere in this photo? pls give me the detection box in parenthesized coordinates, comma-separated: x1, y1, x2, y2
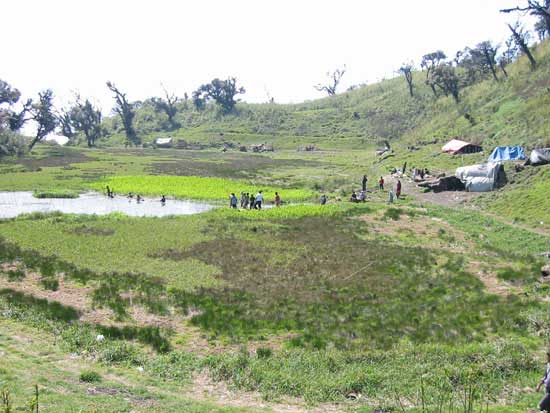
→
(542, 265, 550, 277)
(96, 334, 105, 342)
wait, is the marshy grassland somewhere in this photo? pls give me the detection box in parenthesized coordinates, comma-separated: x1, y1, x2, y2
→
(1, 145, 550, 413)
(2, 41, 550, 412)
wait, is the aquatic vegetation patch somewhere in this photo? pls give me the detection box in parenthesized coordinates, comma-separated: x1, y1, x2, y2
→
(33, 189, 79, 199)
(90, 175, 316, 201)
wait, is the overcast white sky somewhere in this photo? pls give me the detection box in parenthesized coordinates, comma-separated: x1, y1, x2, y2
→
(2, 0, 534, 113)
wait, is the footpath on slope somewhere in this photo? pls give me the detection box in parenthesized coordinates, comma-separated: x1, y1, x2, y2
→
(387, 174, 549, 236)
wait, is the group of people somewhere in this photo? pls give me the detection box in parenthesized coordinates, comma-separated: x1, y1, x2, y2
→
(105, 186, 167, 205)
(126, 192, 144, 203)
(411, 167, 430, 181)
(229, 191, 269, 209)
(350, 175, 401, 204)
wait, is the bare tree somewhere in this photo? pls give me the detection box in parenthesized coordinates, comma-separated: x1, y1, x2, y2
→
(398, 63, 414, 97)
(314, 66, 346, 96)
(106, 81, 139, 145)
(497, 38, 518, 78)
(507, 23, 537, 70)
(501, 1, 550, 38)
(151, 84, 179, 129)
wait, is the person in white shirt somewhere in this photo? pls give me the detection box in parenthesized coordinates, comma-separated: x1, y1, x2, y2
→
(255, 191, 263, 209)
(537, 352, 550, 412)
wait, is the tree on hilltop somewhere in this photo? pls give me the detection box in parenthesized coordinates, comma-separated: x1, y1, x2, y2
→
(151, 85, 179, 129)
(192, 77, 245, 114)
(501, 1, 550, 38)
(70, 97, 103, 147)
(432, 64, 461, 103)
(497, 38, 518, 78)
(106, 81, 139, 145)
(0, 79, 33, 132)
(398, 63, 415, 97)
(421, 51, 446, 97)
(28, 89, 57, 150)
(314, 66, 346, 96)
(507, 22, 537, 70)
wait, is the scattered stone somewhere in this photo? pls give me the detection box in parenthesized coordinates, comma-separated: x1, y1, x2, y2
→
(542, 265, 550, 277)
(346, 391, 361, 400)
(96, 334, 105, 342)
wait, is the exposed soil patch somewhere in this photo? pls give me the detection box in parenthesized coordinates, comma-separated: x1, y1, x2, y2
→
(387, 175, 481, 208)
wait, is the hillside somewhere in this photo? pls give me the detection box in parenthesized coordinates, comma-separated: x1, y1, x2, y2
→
(95, 39, 550, 227)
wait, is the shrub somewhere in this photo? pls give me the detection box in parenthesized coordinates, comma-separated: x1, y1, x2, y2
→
(79, 370, 101, 383)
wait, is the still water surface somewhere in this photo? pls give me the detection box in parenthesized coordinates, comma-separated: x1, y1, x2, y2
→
(0, 192, 214, 219)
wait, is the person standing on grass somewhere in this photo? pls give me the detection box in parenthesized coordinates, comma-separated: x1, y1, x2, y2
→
(274, 192, 281, 207)
(229, 193, 238, 209)
(255, 191, 263, 209)
(249, 193, 255, 209)
(320, 194, 327, 205)
(379, 176, 384, 190)
(388, 189, 394, 204)
(362, 175, 368, 192)
(240, 192, 247, 208)
(396, 179, 402, 199)
(537, 352, 550, 412)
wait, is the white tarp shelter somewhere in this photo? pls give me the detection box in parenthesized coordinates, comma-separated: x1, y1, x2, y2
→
(526, 148, 550, 166)
(43, 134, 69, 146)
(154, 137, 173, 148)
(455, 162, 504, 192)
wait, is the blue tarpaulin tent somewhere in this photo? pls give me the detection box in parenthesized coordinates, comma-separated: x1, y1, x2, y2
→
(488, 146, 526, 162)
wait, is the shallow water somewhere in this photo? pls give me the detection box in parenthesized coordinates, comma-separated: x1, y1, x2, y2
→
(0, 192, 214, 219)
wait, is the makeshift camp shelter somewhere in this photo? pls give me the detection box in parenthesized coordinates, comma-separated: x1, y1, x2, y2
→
(525, 148, 550, 166)
(154, 137, 173, 148)
(43, 134, 69, 146)
(488, 146, 526, 162)
(455, 162, 506, 192)
(441, 139, 482, 155)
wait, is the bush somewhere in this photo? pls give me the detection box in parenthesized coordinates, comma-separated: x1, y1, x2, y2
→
(79, 370, 102, 383)
(33, 190, 79, 199)
(0, 129, 26, 157)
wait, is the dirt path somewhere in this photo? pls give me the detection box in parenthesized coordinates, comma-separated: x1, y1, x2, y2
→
(384, 174, 481, 208)
(386, 175, 549, 236)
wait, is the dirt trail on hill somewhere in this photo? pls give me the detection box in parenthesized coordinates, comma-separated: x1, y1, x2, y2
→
(386, 175, 549, 236)
(383, 175, 480, 208)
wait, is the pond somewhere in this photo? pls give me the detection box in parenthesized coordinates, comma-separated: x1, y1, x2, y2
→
(0, 192, 214, 219)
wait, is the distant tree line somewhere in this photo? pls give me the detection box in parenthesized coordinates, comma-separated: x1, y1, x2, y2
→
(394, 1, 546, 103)
(0, 75, 247, 152)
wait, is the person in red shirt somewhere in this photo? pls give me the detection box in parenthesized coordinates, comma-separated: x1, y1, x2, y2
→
(378, 177, 384, 190)
(274, 192, 281, 207)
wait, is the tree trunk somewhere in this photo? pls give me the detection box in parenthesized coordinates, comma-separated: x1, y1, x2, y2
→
(28, 135, 41, 150)
(500, 61, 509, 78)
(508, 24, 537, 70)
